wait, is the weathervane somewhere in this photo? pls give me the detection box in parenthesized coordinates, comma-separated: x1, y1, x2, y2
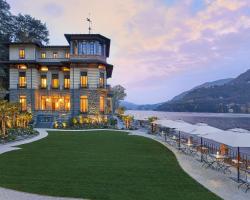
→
(86, 14, 92, 34)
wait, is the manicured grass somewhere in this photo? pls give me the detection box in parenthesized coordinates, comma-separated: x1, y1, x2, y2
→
(0, 131, 221, 200)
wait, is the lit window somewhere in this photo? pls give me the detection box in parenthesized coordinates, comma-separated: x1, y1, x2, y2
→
(52, 74, 59, 89)
(80, 96, 88, 113)
(19, 96, 27, 111)
(40, 74, 47, 89)
(64, 74, 70, 89)
(99, 72, 105, 88)
(41, 96, 47, 110)
(41, 52, 46, 59)
(52, 96, 59, 111)
(19, 49, 25, 59)
(19, 72, 26, 88)
(64, 96, 70, 111)
(80, 72, 88, 88)
(100, 96, 105, 113)
(53, 52, 58, 58)
(65, 52, 70, 58)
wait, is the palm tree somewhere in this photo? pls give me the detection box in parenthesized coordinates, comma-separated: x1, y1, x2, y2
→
(0, 100, 11, 138)
(8, 102, 20, 128)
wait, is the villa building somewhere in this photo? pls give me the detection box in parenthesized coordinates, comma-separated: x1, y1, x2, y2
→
(4, 34, 114, 127)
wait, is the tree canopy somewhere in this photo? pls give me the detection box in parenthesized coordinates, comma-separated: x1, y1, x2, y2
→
(0, 0, 49, 91)
(111, 85, 127, 111)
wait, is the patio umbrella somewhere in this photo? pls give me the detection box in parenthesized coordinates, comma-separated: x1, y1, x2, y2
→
(154, 119, 196, 133)
(203, 130, 250, 148)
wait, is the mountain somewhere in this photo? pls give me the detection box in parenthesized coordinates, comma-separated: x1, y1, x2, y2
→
(120, 101, 160, 110)
(156, 69, 250, 113)
(171, 78, 233, 101)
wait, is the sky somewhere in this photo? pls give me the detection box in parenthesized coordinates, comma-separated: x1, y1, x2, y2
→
(7, 0, 250, 104)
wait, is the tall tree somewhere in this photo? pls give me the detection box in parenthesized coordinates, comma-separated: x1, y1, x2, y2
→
(0, 0, 50, 94)
(0, 0, 13, 56)
(0, 0, 13, 91)
(111, 85, 127, 111)
(13, 14, 49, 44)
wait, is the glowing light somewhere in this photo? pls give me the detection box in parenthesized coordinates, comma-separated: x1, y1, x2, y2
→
(40, 66, 48, 72)
(18, 64, 27, 70)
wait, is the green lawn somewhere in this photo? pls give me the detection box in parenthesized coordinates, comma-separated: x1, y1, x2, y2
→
(0, 131, 221, 200)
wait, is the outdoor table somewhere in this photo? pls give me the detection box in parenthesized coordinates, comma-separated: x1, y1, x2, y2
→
(232, 159, 243, 164)
(183, 143, 197, 156)
(206, 154, 231, 174)
(169, 136, 179, 147)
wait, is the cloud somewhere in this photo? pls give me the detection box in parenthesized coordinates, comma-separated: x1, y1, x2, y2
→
(8, 0, 250, 103)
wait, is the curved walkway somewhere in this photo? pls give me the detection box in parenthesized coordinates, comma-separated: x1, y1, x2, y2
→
(129, 130, 250, 200)
(0, 128, 249, 200)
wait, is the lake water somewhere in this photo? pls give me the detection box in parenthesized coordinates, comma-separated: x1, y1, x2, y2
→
(126, 110, 250, 131)
(126, 110, 250, 155)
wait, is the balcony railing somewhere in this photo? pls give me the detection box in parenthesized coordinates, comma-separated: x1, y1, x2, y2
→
(17, 84, 27, 89)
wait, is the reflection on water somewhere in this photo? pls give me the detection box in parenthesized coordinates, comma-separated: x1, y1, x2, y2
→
(126, 110, 250, 131)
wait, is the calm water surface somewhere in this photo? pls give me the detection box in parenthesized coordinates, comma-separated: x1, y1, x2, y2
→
(126, 110, 250, 155)
(126, 110, 250, 131)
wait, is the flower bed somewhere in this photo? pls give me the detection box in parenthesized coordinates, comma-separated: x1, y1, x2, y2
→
(53, 116, 118, 130)
(0, 128, 39, 144)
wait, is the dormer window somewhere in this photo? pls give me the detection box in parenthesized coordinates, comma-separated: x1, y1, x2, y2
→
(41, 52, 46, 59)
(53, 52, 58, 58)
(19, 49, 25, 59)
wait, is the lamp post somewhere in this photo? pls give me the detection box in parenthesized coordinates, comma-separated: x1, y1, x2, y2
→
(200, 137, 203, 162)
(178, 131, 181, 149)
(237, 146, 240, 182)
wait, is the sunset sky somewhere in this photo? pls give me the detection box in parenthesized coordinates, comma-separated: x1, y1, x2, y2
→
(8, 0, 250, 104)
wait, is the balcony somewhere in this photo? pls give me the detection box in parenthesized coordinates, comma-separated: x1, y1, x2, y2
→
(70, 54, 106, 62)
(17, 84, 27, 89)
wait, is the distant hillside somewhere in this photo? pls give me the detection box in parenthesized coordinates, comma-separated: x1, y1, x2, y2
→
(156, 69, 250, 113)
(171, 78, 233, 101)
(120, 101, 160, 110)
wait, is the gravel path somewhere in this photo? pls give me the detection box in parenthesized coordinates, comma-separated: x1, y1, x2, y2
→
(0, 128, 249, 200)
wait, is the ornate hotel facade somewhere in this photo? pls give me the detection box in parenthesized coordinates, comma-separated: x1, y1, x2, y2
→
(4, 34, 114, 127)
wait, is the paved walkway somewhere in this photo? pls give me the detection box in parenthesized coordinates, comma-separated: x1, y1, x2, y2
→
(129, 130, 250, 200)
(0, 128, 249, 200)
